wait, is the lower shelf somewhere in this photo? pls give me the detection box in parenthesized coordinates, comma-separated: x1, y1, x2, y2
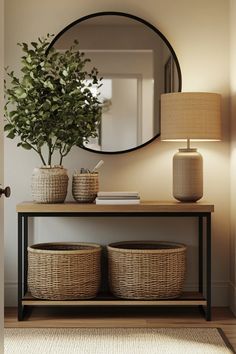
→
(22, 291, 207, 307)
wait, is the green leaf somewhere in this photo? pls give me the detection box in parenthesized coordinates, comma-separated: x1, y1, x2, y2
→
(6, 131, 15, 139)
(42, 101, 51, 110)
(19, 92, 27, 99)
(15, 87, 25, 97)
(31, 42, 38, 48)
(9, 111, 17, 118)
(4, 124, 13, 131)
(51, 104, 59, 112)
(21, 143, 32, 150)
(21, 43, 29, 52)
(59, 78, 66, 85)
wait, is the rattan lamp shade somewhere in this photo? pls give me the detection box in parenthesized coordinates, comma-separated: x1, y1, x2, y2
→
(161, 92, 221, 141)
(160, 92, 222, 202)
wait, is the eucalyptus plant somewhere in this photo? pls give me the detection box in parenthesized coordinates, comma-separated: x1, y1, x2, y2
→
(4, 34, 102, 166)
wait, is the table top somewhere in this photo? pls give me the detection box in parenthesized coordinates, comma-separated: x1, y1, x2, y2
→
(16, 201, 214, 213)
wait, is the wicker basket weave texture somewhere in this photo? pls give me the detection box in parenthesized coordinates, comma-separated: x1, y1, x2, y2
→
(72, 173, 99, 203)
(31, 167, 68, 203)
(108, 241, 186, 300)
(28, 243, 101, 300)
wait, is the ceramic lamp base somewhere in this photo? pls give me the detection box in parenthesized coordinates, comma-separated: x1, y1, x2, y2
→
(173, 148, 203, 202)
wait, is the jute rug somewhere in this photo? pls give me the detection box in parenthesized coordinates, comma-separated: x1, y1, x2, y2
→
(4, 327, 235, 354)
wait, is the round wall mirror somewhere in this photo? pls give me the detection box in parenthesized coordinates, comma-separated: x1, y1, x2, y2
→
(49, 12, 182, 154)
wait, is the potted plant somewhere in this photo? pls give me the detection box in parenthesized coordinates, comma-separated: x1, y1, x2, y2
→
(4, 34, 102, 203)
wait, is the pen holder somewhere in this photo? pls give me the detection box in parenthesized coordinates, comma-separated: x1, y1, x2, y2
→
(72, 173, 99, 203)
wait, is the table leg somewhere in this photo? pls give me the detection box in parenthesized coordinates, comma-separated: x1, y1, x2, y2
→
(23, 216, 28, 295)
(18, 213, 23, 321)
(206, 213, 211, 321)
(198, 216, 203, 293)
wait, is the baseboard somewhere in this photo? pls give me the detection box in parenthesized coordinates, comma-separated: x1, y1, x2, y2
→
(229, 281, 236, 315)
(4, 281, 230, 307)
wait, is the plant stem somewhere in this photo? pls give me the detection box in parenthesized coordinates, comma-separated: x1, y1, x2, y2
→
(59, 154, 63, 166)
(59, 145, 71, 166)
(51, 139, 58, 156)
(48, 153, 52, 166)
(48, 141, 52, 166)
(38, 150, 46, 165)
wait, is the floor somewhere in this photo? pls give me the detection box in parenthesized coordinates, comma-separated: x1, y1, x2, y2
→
(4, 307, 236, 351)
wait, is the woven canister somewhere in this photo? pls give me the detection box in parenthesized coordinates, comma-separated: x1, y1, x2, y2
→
(31, 166, 68, 203)
(107, 241, 186, 300)
(28, 242, 101, 300)
(72, 172, 98, 203)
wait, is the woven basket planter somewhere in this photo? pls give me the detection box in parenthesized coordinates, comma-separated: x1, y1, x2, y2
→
(107, 241, 186, 300)
(28, 242, 101, 300)
(31, 166, 68, 204)
(72, 173, 99, 203)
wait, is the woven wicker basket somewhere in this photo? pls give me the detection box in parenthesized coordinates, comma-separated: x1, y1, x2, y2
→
(31, 166, 68, 203)
(72, 173, 99, 203)
(107, 241, 186, 300)
(28, 242, 101, 300)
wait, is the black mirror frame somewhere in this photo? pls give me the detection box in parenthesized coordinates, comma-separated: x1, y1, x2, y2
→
(47, 11, 182, 155)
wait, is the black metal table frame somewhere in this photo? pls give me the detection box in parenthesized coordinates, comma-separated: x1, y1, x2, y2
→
(18, 211, 211, 321)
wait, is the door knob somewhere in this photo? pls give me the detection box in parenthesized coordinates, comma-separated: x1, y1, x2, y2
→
(0, 186, 11, 198)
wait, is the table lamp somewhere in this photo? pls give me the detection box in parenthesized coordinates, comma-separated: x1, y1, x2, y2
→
(161, 92, 221, 202)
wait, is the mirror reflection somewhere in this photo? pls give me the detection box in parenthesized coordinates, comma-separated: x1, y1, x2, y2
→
(52, 14, 181, 153)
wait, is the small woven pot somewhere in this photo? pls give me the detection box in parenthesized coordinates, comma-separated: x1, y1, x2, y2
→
(107, 241, 186, 300)
(72, 173, 99, 203)
(28, 242, 102, 300)
(31, 166, 68, 203)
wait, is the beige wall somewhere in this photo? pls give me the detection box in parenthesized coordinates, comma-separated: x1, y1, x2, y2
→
(4, 0, 230, 306)
(230, 0, 236, 315)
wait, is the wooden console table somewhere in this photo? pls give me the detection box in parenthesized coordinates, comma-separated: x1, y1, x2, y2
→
(17, 201, 214, 321)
